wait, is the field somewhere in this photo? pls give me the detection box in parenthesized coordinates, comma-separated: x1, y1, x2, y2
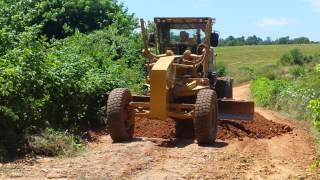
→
(216, 44, 320, 83)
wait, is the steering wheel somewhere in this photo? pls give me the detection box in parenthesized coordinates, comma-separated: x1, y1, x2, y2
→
(196, 43, 207, 55)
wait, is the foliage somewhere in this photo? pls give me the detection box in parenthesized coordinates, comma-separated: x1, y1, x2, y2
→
(216, 62, 227, 77)
(0, 0, 137, 39)
(0, 0, 144, 158)
(256, 64, 281, 80)
(219, 35, 314, 46)
(251, 76, 319, 120)
(234, 67, 255, 84)
(316, 64, 320, 72)
(44, 27, 144, 130)
(279, 48, 304, 65)
(309, 100, 320, 129)
(28, 128, 84, 156)
(250, 77, 287, 107)
(289, 66, 306, 79)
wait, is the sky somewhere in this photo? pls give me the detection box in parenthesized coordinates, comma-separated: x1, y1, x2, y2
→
(120, 0, 320, 41)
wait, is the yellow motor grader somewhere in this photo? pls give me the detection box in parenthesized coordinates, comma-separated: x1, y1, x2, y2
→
(106, 17, 254, 145)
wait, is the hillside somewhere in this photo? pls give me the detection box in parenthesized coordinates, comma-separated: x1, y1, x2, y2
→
(216, 44, 320, 83)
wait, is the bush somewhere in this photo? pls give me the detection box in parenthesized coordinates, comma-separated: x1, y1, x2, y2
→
(0, 0, 137, 39)
(290, 48, 304, 65)
(251, 77, 277, 106)
(28, 128, 84, 156)
(280, 53, 293, 65)
(279, 48, 304, 66)
(290, 66, 306, 79)
(251, 70, 320, 120)
(256, 64, 282, 80)
(316, 64, 320, 73)
(216, 61, 227, 77)
(234, 67, 256, 84)
(309, 100, 320, 129)
(0, 0, 143, 158)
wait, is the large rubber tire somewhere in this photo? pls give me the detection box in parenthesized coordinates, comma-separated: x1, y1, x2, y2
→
(107, 88, 135, 142)
(194, 89, 218, 145)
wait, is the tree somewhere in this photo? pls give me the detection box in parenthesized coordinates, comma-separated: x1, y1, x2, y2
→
(0, 0, 137, 39)
(263, 37, 272, 45)
(277, 36, 290, 44)
(292, 37, 310, 44)
(245, 35, 263, 45)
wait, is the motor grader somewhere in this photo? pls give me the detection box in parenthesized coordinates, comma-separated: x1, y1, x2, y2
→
(106, 17, 254, 145)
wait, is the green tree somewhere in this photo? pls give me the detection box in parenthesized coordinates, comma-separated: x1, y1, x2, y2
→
(0, 0, 137, 39)
(245, 35, 263, 45)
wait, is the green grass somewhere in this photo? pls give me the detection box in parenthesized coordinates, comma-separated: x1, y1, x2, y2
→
(216, 44, 320, 83)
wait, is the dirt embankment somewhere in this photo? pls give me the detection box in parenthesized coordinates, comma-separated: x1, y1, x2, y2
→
(0, 83, 318, 179)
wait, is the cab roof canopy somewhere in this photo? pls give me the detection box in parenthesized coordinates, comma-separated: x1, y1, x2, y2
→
(154, 17, 216, 24)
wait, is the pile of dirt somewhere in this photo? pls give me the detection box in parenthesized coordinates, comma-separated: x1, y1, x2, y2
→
(134, 113, 293, 140)
(135, 118, 175, 139)
(217, 113, 293, 140)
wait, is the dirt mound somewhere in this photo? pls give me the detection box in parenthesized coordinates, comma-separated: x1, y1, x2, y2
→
(217, 113, 293, 140)
(135, 118, 175, 139)
(134, 113, 293, 140)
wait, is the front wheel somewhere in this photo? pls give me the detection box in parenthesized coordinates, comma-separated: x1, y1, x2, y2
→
(106, 88, 135, 142)
(194, 89, 218, 145)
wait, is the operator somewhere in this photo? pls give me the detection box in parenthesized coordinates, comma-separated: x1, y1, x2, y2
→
(180, 31, 189, 43)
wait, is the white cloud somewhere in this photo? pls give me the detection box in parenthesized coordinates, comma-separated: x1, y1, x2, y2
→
(257, 17, 297, 27)
(309, 0, 320, 12)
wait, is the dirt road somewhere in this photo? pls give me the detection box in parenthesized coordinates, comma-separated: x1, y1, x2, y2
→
(0, 84, 318, 179)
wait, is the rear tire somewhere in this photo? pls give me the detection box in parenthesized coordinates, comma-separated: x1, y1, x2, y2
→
(107, 88, 135, 142)
(194, 89, 218, 145)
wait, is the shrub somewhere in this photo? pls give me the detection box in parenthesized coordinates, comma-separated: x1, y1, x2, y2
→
(0, 0, 137, 39)
(290, 48, 304, 65)
(216, 62, 227, 77)
(280, 53, 293, 65)
(309, 100, 320, 129)
(289, 66, 306, 79)
(28, 128, 84, 156)
(234, 67, 256, 84)
(279, 48, 304, 66)
(251, 77, 273, 106)
(316, 64, 320, 73)
(256, 64, 281, 80)
(0, 0, 143, 158)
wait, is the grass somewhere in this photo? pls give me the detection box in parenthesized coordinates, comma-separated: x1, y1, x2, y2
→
(28, 128, 85, 157)
(216, 44, 320, 84)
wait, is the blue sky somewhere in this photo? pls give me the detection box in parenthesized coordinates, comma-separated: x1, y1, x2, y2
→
(121, 0, 320, 41)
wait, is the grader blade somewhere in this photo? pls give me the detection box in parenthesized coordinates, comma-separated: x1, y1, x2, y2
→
(218, 100, 254, 120)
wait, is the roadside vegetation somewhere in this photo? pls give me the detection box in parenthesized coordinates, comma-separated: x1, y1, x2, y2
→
(0, 0, 144, 161)
(249, 48, 320, 167)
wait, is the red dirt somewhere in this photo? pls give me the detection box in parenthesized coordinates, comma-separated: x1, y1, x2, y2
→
(134, 113, 293, 140)
(135, 118, 176, 139)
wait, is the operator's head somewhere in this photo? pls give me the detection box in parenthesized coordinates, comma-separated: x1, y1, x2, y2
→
(183, 50, 192, 60)
(180, 31, 189, 42)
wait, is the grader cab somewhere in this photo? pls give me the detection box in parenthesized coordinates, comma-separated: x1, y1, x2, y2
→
(106, 17, 254, 145)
